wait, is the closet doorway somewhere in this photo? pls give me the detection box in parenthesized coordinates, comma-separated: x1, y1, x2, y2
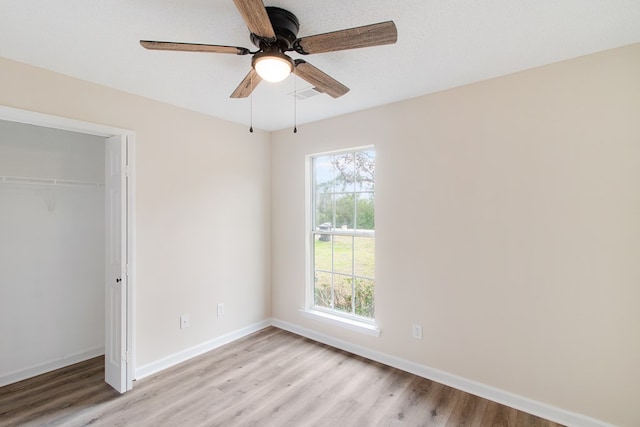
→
(0, 106, 135, 393)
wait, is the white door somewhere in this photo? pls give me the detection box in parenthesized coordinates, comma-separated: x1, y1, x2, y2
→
(105, 135, 128, 392)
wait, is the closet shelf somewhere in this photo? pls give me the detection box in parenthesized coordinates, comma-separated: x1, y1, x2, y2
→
(0, 175, 104, 188)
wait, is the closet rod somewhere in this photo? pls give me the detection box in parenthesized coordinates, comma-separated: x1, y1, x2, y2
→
(0, 175, 104, 188)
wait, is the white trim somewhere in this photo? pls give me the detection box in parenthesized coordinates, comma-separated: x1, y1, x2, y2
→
(128, 317, 611, 426)
(135, 319, 272, 380)
(300, 309, 380, 337)
(271, 319, 613, 427)
(0, 346, 104, 387)
(125, 133, 136, 390)
(0, 105, 129, 137)
(305, 144, 376, 158)
(304, 158, 313, 316)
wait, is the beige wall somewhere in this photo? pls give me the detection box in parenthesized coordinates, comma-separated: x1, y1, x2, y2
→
(0, 57, 272, 367)
(271, 43, 640, 427)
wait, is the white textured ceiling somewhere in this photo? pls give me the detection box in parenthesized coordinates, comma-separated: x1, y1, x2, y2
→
(2, 1, 640, 131)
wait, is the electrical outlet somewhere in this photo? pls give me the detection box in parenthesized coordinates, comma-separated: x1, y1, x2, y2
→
(180, 314, 190, 329)
(217, 303, 225, 317)
(412, 323, 423, 339)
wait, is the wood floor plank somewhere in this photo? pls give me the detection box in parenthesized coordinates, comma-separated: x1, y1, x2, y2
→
(234, 347, 356, 426)
(444, 391, 489, 427)
(481, 399, 519, 426)
(302, 353, 385, 426)
(204, 338, 341, 425)
(354, 366, 413, 425)
(0, 327, 566, 427)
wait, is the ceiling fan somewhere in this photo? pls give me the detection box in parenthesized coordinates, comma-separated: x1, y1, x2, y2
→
(140, 0, 398, 99)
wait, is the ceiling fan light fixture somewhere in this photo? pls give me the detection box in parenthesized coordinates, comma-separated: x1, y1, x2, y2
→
(252, 51, 293, 83)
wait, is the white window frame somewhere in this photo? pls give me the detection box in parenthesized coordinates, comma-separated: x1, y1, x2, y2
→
(303, 146, 380, 336)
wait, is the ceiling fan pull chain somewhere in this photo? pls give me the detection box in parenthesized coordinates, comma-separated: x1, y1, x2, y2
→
(293, 68, 297, 134)
(249, 73, 254, 133)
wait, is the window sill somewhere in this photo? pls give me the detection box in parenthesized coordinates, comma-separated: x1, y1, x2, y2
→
(300, 309, 381, 337)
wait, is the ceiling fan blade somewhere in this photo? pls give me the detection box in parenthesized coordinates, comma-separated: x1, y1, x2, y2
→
(232, 0, 276, 40)
(294, 60, 349, 98)
(140, 40, 250, 55)
(295, 21, 397, 55)
(230, 68, 262, 98)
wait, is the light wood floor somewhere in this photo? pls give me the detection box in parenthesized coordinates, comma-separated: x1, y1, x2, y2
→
(0, 327, 564, 426)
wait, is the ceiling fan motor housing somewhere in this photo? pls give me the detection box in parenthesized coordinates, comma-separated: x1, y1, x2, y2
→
(250, 7, 300, 51)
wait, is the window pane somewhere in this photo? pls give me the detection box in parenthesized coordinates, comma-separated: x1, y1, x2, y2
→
(354, 237, 375, 278)
(333, 274, 353, 314)
(333, 152, 355, 192)
(355, 150, 375, 191)
(314, 192, 333, 229)
(334, 193, 354, 229)
(332, 235, 353, 275)
(310, 148, 375, 322)
(314, 271, 332, 309)
(356, 193, 374, 231)
(314, 155, 334, 193)
(314, 235, 332, 271)
(354, 278, 375, 318)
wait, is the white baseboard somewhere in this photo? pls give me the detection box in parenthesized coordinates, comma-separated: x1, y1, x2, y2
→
(134, 319, 272, 380)
(0, 346, 104, 387)
(131, 318, 611, 427)
(271, 318, 612, 427)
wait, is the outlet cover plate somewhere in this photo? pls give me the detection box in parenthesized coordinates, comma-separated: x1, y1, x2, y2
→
(412, 323, 423, 339)
(180, 314, 190, 329)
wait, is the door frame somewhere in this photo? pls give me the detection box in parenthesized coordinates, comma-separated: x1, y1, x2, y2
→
(0, 105, 136, 391)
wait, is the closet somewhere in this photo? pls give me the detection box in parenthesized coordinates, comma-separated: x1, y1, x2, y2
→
(0, 119, 106, 386)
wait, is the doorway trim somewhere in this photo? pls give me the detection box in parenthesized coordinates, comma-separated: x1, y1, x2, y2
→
(0, 105, 136, 391)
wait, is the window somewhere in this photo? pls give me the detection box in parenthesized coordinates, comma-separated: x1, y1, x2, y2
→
(309, 148, 375, 323)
